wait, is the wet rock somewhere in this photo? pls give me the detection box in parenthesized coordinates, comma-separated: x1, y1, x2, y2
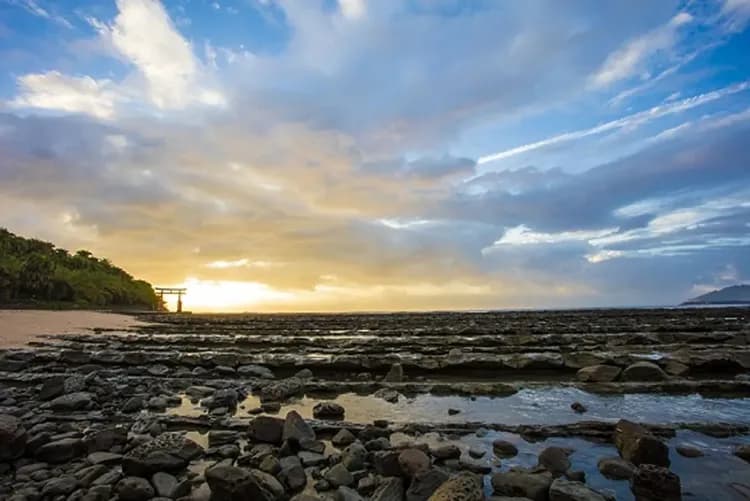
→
(399, 448, 431, 477)
(458, 458, 492, 474)
(122, 396, 145, 413)
(538, 447, 571, 476)
(260, 377, 304, 402)
(283, 410, 316, 443)
(49, 392, 93, 411)
(39, 377, 67, 400)
(208, 430, 239, 447)
(447, 409, 460, 416)
(373, 388, 400, 403)
(492, 440, 518, 458)
(549, 478, 607, 501)
(325, 463, 354, 487)
(116, 476, 155, 501)
(383, 363, 404, 383)
(186, 386, 215, 398)
(203, 389, 238, 410)
(407, 469, 449, 501)
(148, 364, 170, 376)
(262, 401, 282, 413)
(279, 456, 306, 491)
(467, 447, 485, 459)
(238, 364, 275, 378)
(735, 444, 750, 462)
(148, 396, 169, 410)
(35, 437, 84, 463)
(342, 442, 368, 471)
(332, 429, 357, 447)
(122, 433, 203, 476)
(663, 360, 690, 376)
(41, 476, 79, 496)
(597, 457, 636, 480)
(675, 445, 703, 458)
(248, 416, 285, 444)
(576, 365, 621, 383)
(313, 402, 346, 419)
(87, 452, 122, 465)
(366, 437, 392, 451)
(259, 455, 282, 475)
(621, 362, 668, 382)
(0, 414, 26, 461)
(614, 420, 669, 467)
(429, 472, 483, 501)
(431, 445, 461, 460)
(294, 368, 313, 379)
(298, 450, 327, 467)
(570, 402, 587, 414)
(371, 477, 404, 501)
(338, 486, 366, 501)
(491, 469, 552, 501)
(374, 450, 402, 476)
(630, 464, 681, 501)
(84, 427, 128, 452)
(152, 472, 178, 498)
(206, 465, 277, 501)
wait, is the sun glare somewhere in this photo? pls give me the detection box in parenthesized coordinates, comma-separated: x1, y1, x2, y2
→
(162, 277, 294, 312)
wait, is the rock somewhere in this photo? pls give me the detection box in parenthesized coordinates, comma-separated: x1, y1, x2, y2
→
(538, 447, 571, 476)
(373, 450, 402, 476)
(206, 465, 279, 501)
(613, 420, 669, 467)
(597, 457, 636, 480)
(570, 402, 587, 413)
(468, 447, 485, 459)
(298, 450, 327, 467)
(448, 409, 460, 416)
(407, 469, 449, 501)
(371, 477, 404, 501)
(675, 445, 703, 458)
(294, 368, 313, 379)
(491, 470, 552, 501)
(342, 442, 368, 471)
(49, 392, 93, 411)
(399, 448, 431, 477)
(148, 364, 170, 376)
(630, 464, 681, 501)
(383, 363, 404, 383)
(621, 362, 668, 382)
(116, 477, 155, 501)
(549, 478, 607, 501)
(208, 430, 239, 447)
(283, 410, 315, 443)
(663, 360, 690, 376)
(42, 476, 79, 496)
(249, 416, 285, 444)
(251, 469, 286, 500)
(279, 456, 306, 491)
(122, 396, 145, 413)
(492, 440, 519, 458)
(332, 429, 357, 447)
(262, 401, 282, 413)
(325, 463, 354, 487)
(260, 377, 304, 402)
(259, 455, 282, 475)
(238, 365, 275, 378)
(735, 444, 750, 462)
(148, 396, 168, 410)
(429, 472, 483, 501)
(432, 445, 461, 460)
(152, 472, 178, 497)
(85, 427, 128, 452)
(338, 486, 365, 501)
(35, 437, 84, 463)
(186, 385, 215, 398)
(39, 377, 67, 400)
(0, 414, 26, 461)
(366, 437, 392, 451)
(313, 402, 345, 419)
(204, 389, 239, 410)
(576, 365, 621, 383)
(122, 432, 203, 476)
(458, 457, 492, 474)
(87, 452, 122, 465)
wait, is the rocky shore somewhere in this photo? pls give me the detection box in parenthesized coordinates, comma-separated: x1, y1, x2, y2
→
(1, 308, 750, 500)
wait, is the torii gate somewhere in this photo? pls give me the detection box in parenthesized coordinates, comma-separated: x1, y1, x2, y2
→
(154, 287, 187, 313)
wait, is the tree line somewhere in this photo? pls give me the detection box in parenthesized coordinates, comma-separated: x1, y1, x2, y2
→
(0, 228, 157, 309)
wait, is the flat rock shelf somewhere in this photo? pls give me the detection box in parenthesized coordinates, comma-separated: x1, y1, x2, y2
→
(1, 307, 750, 501)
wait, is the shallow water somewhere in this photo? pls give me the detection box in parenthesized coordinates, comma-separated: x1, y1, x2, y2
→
(169, 387, 750, 425)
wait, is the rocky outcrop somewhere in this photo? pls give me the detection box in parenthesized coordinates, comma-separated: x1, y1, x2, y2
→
(630, 464, 681, 501)
(0, 414, 26, 461)
(576, 365, 621, 383)
(121, 433, 203, 477)
(491, 469, 552, 501)
(249, 416, 285, 444)
(613, 419, 669, 467)
(205, 465, 280, 501)
(428, 472, 482, 501)
(312, 402, 345, 419)
(597, 457, 636, 479)
(549, 478, 607, 501)
(621, 362, 668, 382)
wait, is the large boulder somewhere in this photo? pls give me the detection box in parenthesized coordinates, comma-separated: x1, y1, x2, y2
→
(0, 414, 26, 461)
(122, 433, 203, 476)
(621, 362, 667, 382)
(383, 363, 404, 382)
(630, 464, 681, 501)
(576, 365, 621, 383)
(282, 411, 315, 443)
(205, 465, 279, 501)
(248, 416, 285, 444)
(407, 469, 449, 501)
(538, 447, 571, 476)
(549, 478, 607, 501)
(491, 469, 552, 501)
(428, 472, 482, 501)
(614, 420, 669, 467)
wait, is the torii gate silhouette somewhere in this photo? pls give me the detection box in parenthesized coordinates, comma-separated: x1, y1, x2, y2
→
(154, 287, 187, 313)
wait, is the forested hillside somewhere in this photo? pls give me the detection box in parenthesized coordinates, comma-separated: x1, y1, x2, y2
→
(0, 228, 157, 308)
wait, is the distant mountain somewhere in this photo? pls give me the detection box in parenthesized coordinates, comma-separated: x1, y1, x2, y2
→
(682, 284, 750, 305)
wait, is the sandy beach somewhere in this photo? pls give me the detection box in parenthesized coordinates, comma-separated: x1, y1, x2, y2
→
(0, 309, 148, 349)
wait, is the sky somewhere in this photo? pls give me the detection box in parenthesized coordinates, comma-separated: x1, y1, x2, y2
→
(1, 0, 749, 312)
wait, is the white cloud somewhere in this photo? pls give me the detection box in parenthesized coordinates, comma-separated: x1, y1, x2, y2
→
(339, 0, 366, 20)
(590, 12, 692, 88)
(477, 80, 750, 165)
(6, 0, 73, 28)
(721, 0, 750, 31)
(10, 71, 120, 119)
(206, 258, 279, 269)
(483, 225, 618, 253)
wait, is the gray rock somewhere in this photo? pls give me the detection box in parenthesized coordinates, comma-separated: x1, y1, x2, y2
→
(371, 477, 404, 501)
(597, 457, 636, 480)
(87, 452, 122, 465)
(206, 465, 276, 501)
(0, 414, 26, 461)
(49, 392, 93, 411)
(337, 486, 365, 501)
(675, 445, 703, 458)
(621, 362, 668, 382)
(614, 420, 669, 467)
(492, 440, 518, 458)
(116, 476, 155, 501)
(332, 429, 357, 447)
(208, 430, 239, 447)
(75, 464, 108, 486)
(549, 478, 607, 501)
(84, 427, 128, 452)
(298, 450, 327, 467)
(373, 450, 402, 476)
(576, 365, 621, 383)
(312, 402, 345, 420)
(248, 416, 285, 444)
(383, 363, 404, 383)
(122, 432, 203, 476)
(428, 472, 483, 501)
(538, 447, 571, 476)
(283, 410, 315, 443)
(468, 447, 485, 459)
(279, 456, 306, 491)
(185, 386, 215, 398)
(431, 445, 461, 460)
(238, 365, 275, 378)
(398, 448, 431, 477)
(342, 442, 368, 471)
(260, 377, 304, 401)
(122, 396, 145, 413)
(491, 470, 552, 501)
(373, 388, 400, 403)
(325, 463, 354, 487)
(294, 368, 313, 379)
(41, 476, 79, 496)
(259, 455, 282, 475)
(406, 469, 449, 501)
(630, 464, 681, 501)
(152, 472, 178, 497)
(735, 444, 750, 462)
(35, 437, 84, 463)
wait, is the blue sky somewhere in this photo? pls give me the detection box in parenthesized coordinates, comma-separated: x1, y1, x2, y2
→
(0, 0, 749, 311)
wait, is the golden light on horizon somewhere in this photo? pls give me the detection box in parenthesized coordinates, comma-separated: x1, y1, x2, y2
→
(162, 277, 295, 312)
